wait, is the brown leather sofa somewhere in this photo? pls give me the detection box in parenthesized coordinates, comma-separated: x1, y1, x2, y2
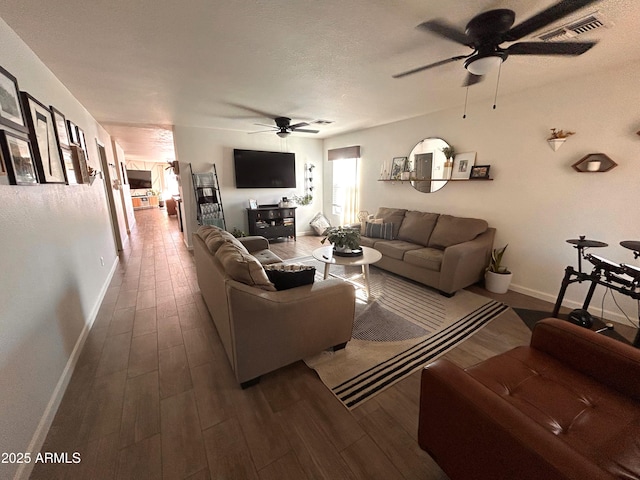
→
(418, 318, 640, 480)
(193, 226, 355, 387)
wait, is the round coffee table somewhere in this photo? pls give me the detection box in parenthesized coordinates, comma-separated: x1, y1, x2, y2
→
(312, 245, 382, 298)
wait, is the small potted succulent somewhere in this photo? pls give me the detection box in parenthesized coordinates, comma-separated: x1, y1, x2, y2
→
(321, 226, 361, 253)
(442, 146, 455, 167)
(484, 245, 512, 294)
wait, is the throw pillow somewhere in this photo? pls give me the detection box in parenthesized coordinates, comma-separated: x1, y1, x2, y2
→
(215, 242, 276, 291)
(364, 221, 394, 240)
(264, 264, 316, 291)
(309, 212, 331, 236)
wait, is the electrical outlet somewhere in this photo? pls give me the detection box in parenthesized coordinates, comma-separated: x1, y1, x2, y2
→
(100, 257, 104, 267)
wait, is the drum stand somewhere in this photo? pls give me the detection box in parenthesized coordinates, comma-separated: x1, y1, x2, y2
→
(552, 238, 640, 348)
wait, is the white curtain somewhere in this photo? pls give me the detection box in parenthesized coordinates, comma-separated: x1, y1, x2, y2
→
(332, 157, 359, 225)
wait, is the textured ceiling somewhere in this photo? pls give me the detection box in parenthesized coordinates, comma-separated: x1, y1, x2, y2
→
(1, 0, 638, 162)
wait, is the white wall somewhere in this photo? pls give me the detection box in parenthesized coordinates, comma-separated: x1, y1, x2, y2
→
(173, 126, 323, 248)
(324, 62, 640, 322)
(0, 18, 118, 480)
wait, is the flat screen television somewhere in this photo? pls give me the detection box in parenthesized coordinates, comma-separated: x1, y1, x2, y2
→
(126, 169, 153, 189)
(233, 149, 296, 188)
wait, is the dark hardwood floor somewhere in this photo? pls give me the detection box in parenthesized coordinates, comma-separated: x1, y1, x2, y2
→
(29, 208, 635, 479)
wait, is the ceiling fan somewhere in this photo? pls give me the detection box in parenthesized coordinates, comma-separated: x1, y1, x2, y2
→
(251, 116, 320, 138)
(393, 0, 599, 86)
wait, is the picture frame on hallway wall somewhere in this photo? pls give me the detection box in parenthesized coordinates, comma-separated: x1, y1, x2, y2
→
(0, 65, 28, 134)
(67, 119, 79, 144)
(390, 156, 405, 180)
(451, 151, 476, 180)
(20, 91, 68, 184)
(0, 130, 39, 185)
(50, 106, 71, 149)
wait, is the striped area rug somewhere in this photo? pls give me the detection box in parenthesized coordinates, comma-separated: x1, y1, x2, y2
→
(293, 257, 508, 410)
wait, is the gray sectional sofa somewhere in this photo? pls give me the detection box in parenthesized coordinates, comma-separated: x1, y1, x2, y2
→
(359, 207, 495, 295)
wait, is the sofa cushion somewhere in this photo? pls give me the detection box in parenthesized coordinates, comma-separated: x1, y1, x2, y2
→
(264, 264, 316, 291)
(215, 242, 276, 291)
(374, 208, 407, 239)
(404, 247, 444, 272)
(428, 215, 488, 249)
(252, 249, 283, 266)
(374, 240, 422, 260)
(397, 211, 439, 246)
(309, 212, 331, 236)
(364, 221, 394, 240)
(359, 236, 378, 248)
(220, 230, 250, 253)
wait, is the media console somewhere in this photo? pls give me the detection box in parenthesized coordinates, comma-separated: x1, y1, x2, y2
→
(247, 206, 296, 240)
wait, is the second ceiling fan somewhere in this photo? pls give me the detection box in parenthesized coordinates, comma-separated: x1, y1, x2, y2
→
(251, 116, 320, 138)
(393, 0, 599, 86)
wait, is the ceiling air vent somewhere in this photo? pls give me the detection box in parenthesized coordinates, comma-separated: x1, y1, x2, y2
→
(536, 11, 610, 42)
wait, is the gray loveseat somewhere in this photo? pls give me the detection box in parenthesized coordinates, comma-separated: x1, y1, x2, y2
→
(360, 207, 495, 296)
(193, 226, 355, 387)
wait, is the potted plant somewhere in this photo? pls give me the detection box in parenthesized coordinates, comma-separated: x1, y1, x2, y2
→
(484, 244, 513, 294)
(547, 128, 575, 151)
(442, 146, 455, 167)
(321, 226, 360, 253)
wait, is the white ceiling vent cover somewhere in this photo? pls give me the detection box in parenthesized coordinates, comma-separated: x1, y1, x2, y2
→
(536, 12, 610, 42)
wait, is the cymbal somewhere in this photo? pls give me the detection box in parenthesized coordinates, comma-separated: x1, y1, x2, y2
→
(566, 238, 608, 248)
(620, 240, 640, 252)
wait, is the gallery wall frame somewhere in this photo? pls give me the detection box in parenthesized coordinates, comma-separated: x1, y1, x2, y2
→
(20, 91, 67, 184)
(50, 106, 70, 149)
(0, 65, 28, 133)
(0, 130, 39, 185)
(71, 144, 90, 184)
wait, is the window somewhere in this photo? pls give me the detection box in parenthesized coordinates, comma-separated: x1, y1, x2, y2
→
(332, 156, 359, 225)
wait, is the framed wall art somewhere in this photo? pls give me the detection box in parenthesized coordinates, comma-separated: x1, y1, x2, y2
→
(67, 119, 79, 145)
(0, 130, 39, 185)
(61, 146, 78, 184)
(390, 156, 406, 180)
(470, 165, 491, 179)
(451, 151, 476, 180)
(20, 92, 67, 184)
(71, 144, 90, 184)
(50, 106, 71, 149)
(0, 65, 28, 133)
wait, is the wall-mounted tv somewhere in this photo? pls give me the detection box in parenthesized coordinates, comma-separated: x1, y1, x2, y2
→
(126, 169, 153, 189)
(233, 149, 296, 188)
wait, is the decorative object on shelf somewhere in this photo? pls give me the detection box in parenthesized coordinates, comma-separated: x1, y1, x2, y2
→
(485, 244, 512, 294)
(321, 226, 361, 254)
(50, 106, 70, 149)
(470, 165, 491, 179)
(390, 157, 406, 180)
(0, 130, 38, 185)
(0, 65, 28, 133)
(441, 146, 455, 167)
(571, 153, 617, 173)
(547, 128, 575, 151)
(248, 199, 258, 209)
(451, 151, 476, 180)
(71, 144, 90, 184)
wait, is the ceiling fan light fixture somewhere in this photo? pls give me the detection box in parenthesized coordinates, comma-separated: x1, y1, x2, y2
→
(465, 55, 503, 75)
(276, 130, 290, 138)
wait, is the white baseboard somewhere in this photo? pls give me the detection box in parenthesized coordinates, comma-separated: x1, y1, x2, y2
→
(13, 258, 119, 480)
(509, 282, 634, 325)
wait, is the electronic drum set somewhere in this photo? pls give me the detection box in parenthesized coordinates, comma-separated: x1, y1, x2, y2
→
(552, 236, 640, 347)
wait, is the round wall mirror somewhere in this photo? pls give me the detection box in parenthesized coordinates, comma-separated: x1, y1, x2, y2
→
(408, 137, 452, 193)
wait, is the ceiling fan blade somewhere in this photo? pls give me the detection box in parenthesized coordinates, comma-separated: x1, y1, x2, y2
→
(288, 122, 310, 129)
(418, 20, 472, 47)
(393, 55, 469, 79)
(253, 123, 277, 129)
(291, 128, 319, 134)
(504, 0, 600, 41)
(248, 129, 276, 134)
(462, 72, 483, 87)
(507, 41, 596, 55)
